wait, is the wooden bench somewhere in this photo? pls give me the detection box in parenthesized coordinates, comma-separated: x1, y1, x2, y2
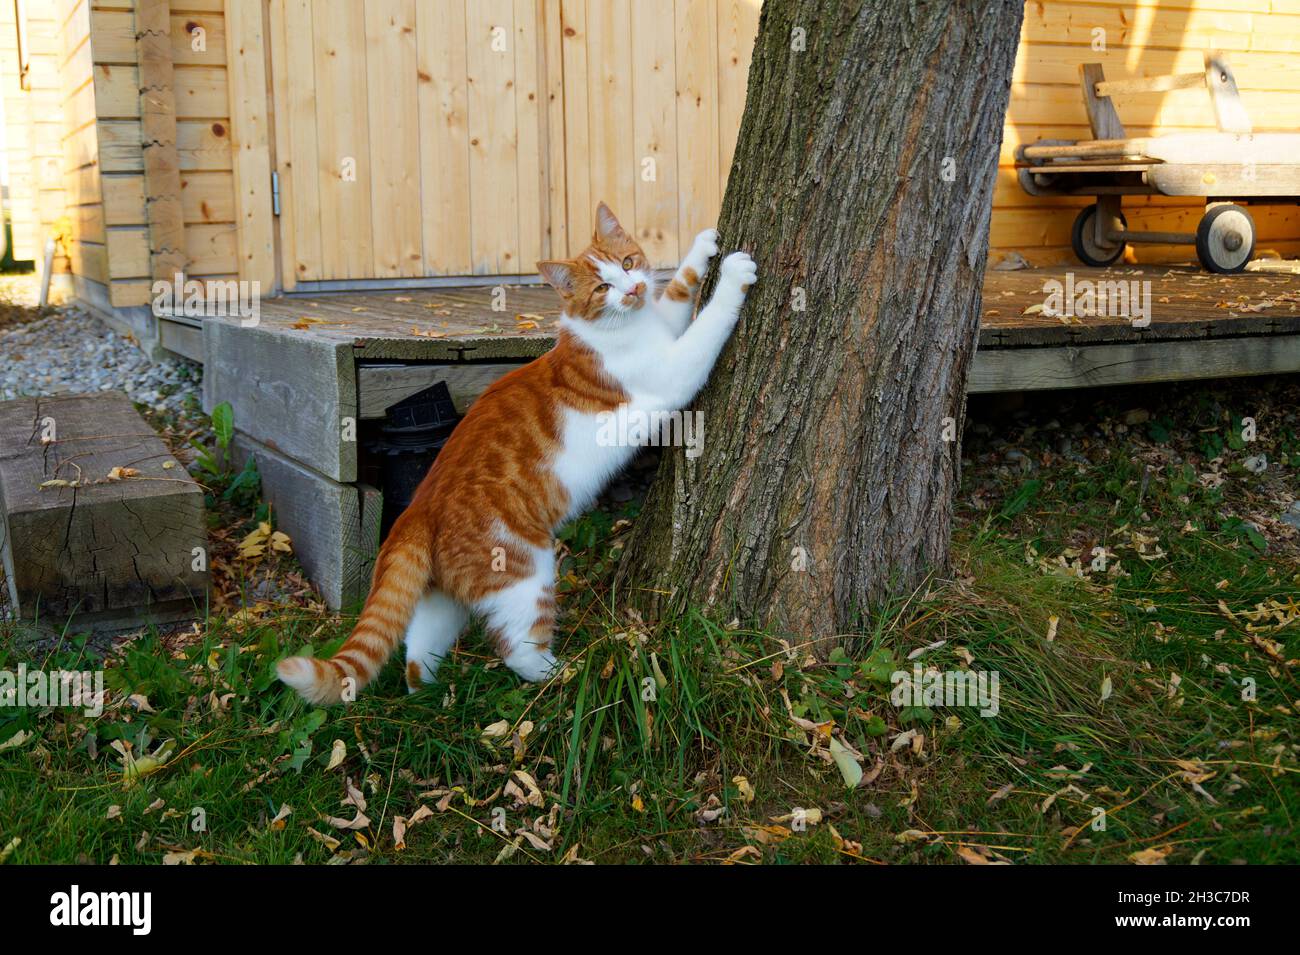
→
(0, 392, 207, 634)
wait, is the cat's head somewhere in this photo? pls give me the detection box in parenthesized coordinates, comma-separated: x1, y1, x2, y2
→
(537, 203, 653, 323)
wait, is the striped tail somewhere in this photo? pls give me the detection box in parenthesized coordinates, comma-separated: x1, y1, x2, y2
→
(276, 540, 430, 705)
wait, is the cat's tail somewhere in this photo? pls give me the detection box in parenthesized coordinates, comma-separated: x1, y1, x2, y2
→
(276, 537, 431, 705)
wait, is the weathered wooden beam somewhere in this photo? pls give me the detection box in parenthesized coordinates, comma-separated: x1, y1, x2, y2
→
(0, 393, 207, 633)
(1079, 63, 1126, 141)
(357, 362, 526, 419)
(202, 315, 358, 483)
(135, 0, 187, 284)
(231, 435, 380, 610)
(967, 335, 1300, 393)
(1094, 71, 1203, 99)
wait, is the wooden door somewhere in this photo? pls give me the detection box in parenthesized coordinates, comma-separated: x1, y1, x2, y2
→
(267, 0, 760, 285)
(558, 0, 759, 269)
(268, 0, 565, 286)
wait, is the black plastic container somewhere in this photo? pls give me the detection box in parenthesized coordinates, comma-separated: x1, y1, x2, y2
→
(366, 381, 461, 537)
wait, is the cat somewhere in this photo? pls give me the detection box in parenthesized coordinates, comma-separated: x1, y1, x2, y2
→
(277, 203, 757, 704)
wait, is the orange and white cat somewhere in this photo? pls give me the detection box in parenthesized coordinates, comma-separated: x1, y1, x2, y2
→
(277, 204, 756, 704)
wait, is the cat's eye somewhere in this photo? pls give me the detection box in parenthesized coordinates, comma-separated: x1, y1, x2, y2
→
(622, 256, 634, 270)
(596, 283, 611, 293)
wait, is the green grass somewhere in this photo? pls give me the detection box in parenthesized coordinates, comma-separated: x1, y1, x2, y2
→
(1, 381, 1297, 864)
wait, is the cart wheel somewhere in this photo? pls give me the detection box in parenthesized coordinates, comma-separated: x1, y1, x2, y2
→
(1071, 204, 1127, 267)
(1196, 204, 1255, 274)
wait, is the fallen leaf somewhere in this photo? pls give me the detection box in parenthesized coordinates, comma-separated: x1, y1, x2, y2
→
(829, 736, 864, 787)
(306, 827, 341, 851)
(325, 739, 347, 771)
(1129, 845, 1174, 865)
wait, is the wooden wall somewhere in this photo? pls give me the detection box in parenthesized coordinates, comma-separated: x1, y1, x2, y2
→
(266, 0, 565, 284)
(1, 1, 67, 270)
(15, 0, 1300, 310)
(56, 0, 99, 296)
(558, 0, 759, 267)
(264, 0, 760, 285)
(82, 0, 236, 308)
(259, 0, 1300, 282)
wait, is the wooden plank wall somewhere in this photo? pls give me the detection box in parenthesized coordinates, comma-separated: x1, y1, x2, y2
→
(24, 0, 1300, 308)
(265, 0, 757, 283)
(57, 0, 103, 294)
(561, 0, 759, 267)
(88, 0, 236, 307)
(1, 2, 67, 268)
(1000, 0, 1300, 265)
(268, 0, 569, 285)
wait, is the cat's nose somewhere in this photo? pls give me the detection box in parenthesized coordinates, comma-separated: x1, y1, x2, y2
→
(631, 281, 646, 297)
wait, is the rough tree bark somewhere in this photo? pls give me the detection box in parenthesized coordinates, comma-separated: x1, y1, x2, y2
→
(616, 0, 1024, 639)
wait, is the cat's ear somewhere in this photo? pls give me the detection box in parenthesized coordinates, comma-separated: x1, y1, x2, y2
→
(537, 260, 575, 296)
(594, 202, 628, 242)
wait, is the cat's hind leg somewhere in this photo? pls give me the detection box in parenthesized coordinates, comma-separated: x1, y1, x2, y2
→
(403, 590, 468, 692)
(475, 543, 559, 683)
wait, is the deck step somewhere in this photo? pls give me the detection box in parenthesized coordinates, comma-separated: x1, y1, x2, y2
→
(0, 392, 207, 634)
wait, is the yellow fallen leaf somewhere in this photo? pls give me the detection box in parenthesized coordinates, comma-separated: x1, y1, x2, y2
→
(1129, 845, 1173, 865)
(829, 736, 864, 787)
(732, 775, 755, 803)
(306, 827, 341, 851)
(325, 739, 347, 771)
(122, 739, 176, 787)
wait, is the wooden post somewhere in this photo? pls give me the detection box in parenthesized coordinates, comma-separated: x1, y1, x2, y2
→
(1079, 64, 1127, 141)
(135, 0, 187, 285)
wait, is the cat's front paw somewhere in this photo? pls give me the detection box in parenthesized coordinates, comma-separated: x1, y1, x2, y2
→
(719, 250, 758, 293)
(691, 228, 720, 262)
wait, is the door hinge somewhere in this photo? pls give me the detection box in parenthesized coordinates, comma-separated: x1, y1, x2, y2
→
(271, 171, 281, 216)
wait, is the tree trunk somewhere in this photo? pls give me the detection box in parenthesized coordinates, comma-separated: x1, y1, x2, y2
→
(616, 0, 1024, 639)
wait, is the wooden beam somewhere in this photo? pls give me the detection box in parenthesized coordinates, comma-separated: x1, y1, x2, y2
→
(357, 363, 527, 418)
(1079, 63, 1126, 141)
(0, 392, 207, 632)
(224, 0, 277, 292)
(135, 0, 187, 283)
(1094, 72, 1203, 98)
(968, 336, 1300, 394)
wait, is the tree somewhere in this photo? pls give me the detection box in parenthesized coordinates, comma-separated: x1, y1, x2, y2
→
(616, 0, 1025, 640)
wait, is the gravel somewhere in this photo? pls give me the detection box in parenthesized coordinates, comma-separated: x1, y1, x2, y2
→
(0, 283, 202, 429)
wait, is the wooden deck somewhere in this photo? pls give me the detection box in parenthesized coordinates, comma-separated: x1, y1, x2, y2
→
(234, 264, 1300, 389)
(198, 262, 1300, 610)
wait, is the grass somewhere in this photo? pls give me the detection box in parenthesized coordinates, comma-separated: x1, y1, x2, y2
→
(0, 379, 1297, 864)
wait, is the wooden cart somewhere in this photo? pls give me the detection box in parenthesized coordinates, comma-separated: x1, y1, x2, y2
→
(1016, 54, 1300, 273)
